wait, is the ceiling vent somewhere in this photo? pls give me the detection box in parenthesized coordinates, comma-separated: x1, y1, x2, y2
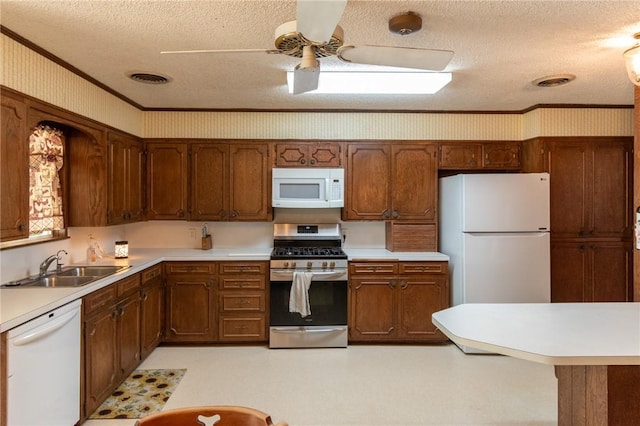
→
(532, 74, 575, 87)
(128, 72, 171, 84)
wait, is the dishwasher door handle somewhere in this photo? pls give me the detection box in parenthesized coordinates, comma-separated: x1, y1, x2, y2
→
(12, 308, 79, 346)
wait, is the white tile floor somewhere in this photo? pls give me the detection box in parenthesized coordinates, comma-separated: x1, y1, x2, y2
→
(81, 344, 557, 426)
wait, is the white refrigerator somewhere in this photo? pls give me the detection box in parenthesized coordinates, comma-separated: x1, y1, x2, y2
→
(439, 173, 551, 353)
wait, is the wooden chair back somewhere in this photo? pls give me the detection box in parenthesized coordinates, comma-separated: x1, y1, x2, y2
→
(133, 405, 288, 426)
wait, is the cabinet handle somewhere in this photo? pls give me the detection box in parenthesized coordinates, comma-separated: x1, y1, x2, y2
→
(300, 159, 306, 165)
(231, 210, 238, 218)
(17, 223, 26, 232)
(390, 280, 396, 288)
(178, 210, 185, 218)
(310, 159, 316, 165)
(400, 280, 408, 289)
(382, 209, 390, 219)
(221, 210, 227, 218)
(142, 291, 148, 301)
(391, 210, 399, 219)
(111, 310, 118, 320)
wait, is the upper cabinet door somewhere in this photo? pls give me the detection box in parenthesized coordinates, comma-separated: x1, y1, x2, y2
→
(546, 141, 590, 238)
(146, 142, 188, 220)
(275, 142, 342, 167)
(344, 143, 391, 220)
(0, 94, 29, 241)
(228, 143, 272, 221)
(190, 143, 228, 221)
(391, 144, 437, 221)
(590, 140, 632, 238)
(108, 131, 144, 225)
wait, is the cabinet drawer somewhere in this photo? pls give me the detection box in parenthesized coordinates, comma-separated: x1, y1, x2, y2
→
(116, 273, 141, 297)
(165, 262, 216, 274)
(219, 276, 266, 290)
(219, 292, 265, 312)
(349, 262, 398, 275)
(399, 262, 448, 275)
(218, 315, 266, 341)
(83, 285, 116, 315)
(219, 262, 266, 275)
(141, 264, 162, 285)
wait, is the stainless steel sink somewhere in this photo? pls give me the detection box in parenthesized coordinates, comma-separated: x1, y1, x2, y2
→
(21, 275, 97, 288)
(57, 265, 127, 277)
(1, 265, 130, 288)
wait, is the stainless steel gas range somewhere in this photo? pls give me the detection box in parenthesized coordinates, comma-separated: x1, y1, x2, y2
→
(269, 224, 348, 348)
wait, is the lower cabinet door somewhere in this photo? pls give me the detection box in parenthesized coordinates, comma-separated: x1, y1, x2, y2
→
(398, 276, 448, 341)
(84, 307, 118, 417)
(348, 279, 397, 341)
(165, 275, 216, 342)
(141, 280, 165, 359)
(118, 294, 141, 378)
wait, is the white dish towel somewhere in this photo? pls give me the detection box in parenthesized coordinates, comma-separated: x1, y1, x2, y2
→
(289, 271, 314, 318)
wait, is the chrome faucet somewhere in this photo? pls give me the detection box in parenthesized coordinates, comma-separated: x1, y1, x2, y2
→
(39, 250, 68, 276)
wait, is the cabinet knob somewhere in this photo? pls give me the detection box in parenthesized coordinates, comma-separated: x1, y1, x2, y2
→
(310, 159, 316, 165)
(231, 210, 238, 218)
(382, 210, 390, 219)
(391, 210, 399, 219)
(300, 159, 306, 165)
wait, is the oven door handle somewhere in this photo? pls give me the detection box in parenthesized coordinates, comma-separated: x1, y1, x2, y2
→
(271, 327, 345, 334)
(270, 270, 347, 279)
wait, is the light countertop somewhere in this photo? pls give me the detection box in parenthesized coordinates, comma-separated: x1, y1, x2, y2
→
(1, 248, 447, 332)
(432, 303, 640, 366)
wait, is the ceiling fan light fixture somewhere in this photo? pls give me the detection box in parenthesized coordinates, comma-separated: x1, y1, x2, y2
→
(286, 71, 451, 94)
(388, 12, 422, 35)
(623, 32, 640, 86)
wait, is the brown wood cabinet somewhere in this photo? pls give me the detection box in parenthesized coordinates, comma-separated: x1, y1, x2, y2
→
(140, 264, 164, 359)
(190, 141, 272, 221)
(217, 262, 268, 342)
(0, 91, 29, 241)
(146, 141, 188, 220)
(107, 131, 144, 225)
(348, 261, 449, 342)
(522, 136, 633, 303)
(551, 241, 632, 302)
(164, 262, 217, 342)
(344, 142, 437, 221)
(82, 274, 141, 418)
(439, 141, 520, 170)
(274, 142, 342, 167)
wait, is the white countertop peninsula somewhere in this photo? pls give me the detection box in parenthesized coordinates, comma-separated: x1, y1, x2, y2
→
(433, 303, 640, 425)
(1, 248, 447, 332)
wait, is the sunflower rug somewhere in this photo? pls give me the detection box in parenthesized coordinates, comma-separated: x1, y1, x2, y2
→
(90, 369, 186, 419)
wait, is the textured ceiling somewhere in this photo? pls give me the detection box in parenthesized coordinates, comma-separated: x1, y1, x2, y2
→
(1, 0, 639, 111)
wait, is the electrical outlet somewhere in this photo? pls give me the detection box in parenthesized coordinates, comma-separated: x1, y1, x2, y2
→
(188, 228, 196, 239)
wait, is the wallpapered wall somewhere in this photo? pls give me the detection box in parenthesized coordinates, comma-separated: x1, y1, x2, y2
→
(1, 33, 634, 140)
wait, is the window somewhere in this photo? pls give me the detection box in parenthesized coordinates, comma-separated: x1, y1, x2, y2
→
(29, 124, 65, 236)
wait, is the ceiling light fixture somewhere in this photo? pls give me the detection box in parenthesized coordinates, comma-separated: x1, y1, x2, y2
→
(286, 71, 452, 94)
(623, 32, 640, 86)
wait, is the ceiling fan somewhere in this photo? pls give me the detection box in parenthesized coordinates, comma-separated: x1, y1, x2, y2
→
(161, 0, 454, 94)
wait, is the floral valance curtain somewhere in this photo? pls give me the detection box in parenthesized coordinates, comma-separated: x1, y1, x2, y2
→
(29, 125, 65, 234)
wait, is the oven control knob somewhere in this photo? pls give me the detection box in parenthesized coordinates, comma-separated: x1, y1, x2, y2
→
(329, 261, 335, 269)
(291, 262, 297, 269)
(322, 261, 328, 269)
(306, 262, 312, 269)
(283, 261, 289, 268)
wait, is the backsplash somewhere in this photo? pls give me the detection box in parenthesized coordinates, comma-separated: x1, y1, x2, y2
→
(0, 211, 385, 283)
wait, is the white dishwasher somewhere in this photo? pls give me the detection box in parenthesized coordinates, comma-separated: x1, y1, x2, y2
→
(7, 299, 81, 426)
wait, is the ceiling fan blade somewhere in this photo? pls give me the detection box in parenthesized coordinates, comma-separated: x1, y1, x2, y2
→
(297, 0, 347, 44)
(337, 45, 454, 71)
(161, 49, 276, 55)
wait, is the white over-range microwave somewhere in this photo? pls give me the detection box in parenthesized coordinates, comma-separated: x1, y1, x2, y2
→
(272, 168, 344, 208)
